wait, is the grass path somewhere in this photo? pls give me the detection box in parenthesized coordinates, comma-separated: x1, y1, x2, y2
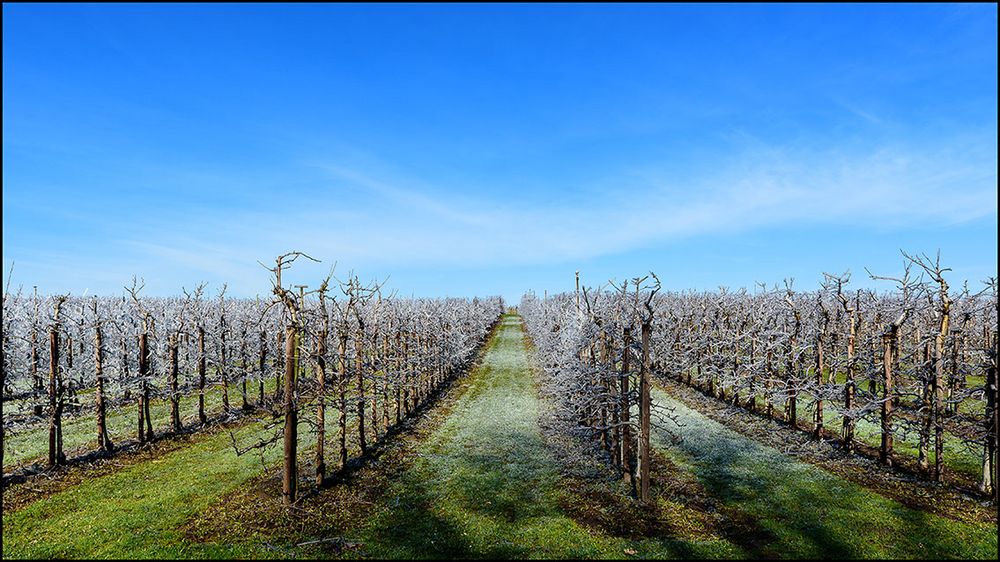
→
(652, 389, 998, 559)
(3, 313, 995, 559)
(353, 314, 739, 559)
(5, 379, 273, 469)
(2, 409, 328, 559)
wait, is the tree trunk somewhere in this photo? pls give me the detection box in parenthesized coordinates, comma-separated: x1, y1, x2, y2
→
(403, 333, 413, 417)
(32, 329, 42, 417)
(765, 337, 774, 419)
(2, 334, 6, 469)
(639, 321, 652, 503)
(919, 341, 932, 472)
(983, 329, 998, 499)
(786, 342, 797, 429)
(275, 329, 284, 402)
(621, 327, 634, 488)
(120, 337, 130, 402)
(138, 331, 153, 443)
(220, 324, 230, 412)
(258, 331, 267, 405)
(747, 336, 757, 412)
(356, 330, 367, 455)
(170, 335, 182, 432)
(95, 325, 113, 451)
(48, 326, 65, 466)
(880, 330, 896, 465)
(382, 333, 392, 433)
(282, 325, 298, 504)
(240, 330, 249, 411)
(395, 330, 403, 425)
(609, 333, 621, 468)
(338, 333, 349, 469)
(814, 333, 825, 438)
(843, 314, 857, 453)
(65, 336, 77, 414)
(731, 338, 740, 410)
(198, 327, 207, 424)
(600, 331, 611, 455)
(315, 330, 327, 486)
(933, 298, 950, 482)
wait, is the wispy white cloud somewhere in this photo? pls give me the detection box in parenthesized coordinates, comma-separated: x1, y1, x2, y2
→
(5, 134, 995, 297)
(315, 164, 503, 228)
(185, 139, 993, 250)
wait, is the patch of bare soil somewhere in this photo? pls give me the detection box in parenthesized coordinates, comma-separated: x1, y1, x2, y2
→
(657, 376, 996, 526)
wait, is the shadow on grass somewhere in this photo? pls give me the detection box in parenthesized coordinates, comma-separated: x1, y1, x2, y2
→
(360, 316, 741, 560)
(2, 406, 257, 488)
(359, 370, 563, 556)
(657, 391, 997, 559)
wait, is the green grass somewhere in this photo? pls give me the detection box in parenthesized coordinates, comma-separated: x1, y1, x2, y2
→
(790, 398, 983, 479)
(4, 422, 275, 558)
(353, 314, 741, 559)
(652, 388, 998, 559)
(2, 399, 341, 559)
(3, 316, 995, 560)
(741, 388, 983, 480)
(685, 368, 985, 481)
(4, 378, 278, 468)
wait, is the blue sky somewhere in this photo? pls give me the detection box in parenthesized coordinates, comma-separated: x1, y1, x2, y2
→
(3, 3, 997, 303)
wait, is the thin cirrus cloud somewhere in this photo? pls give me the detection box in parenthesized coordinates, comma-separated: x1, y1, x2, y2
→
(89, 132, 997, 298)
(3, 129, 993, 299)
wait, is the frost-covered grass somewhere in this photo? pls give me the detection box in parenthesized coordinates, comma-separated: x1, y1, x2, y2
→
(355, 314, 741, 559)
(652, 388, 998, 559)
(4, 315, 994, 559)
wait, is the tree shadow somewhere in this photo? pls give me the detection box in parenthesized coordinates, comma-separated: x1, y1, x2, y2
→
(657, 391, 996, 559)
